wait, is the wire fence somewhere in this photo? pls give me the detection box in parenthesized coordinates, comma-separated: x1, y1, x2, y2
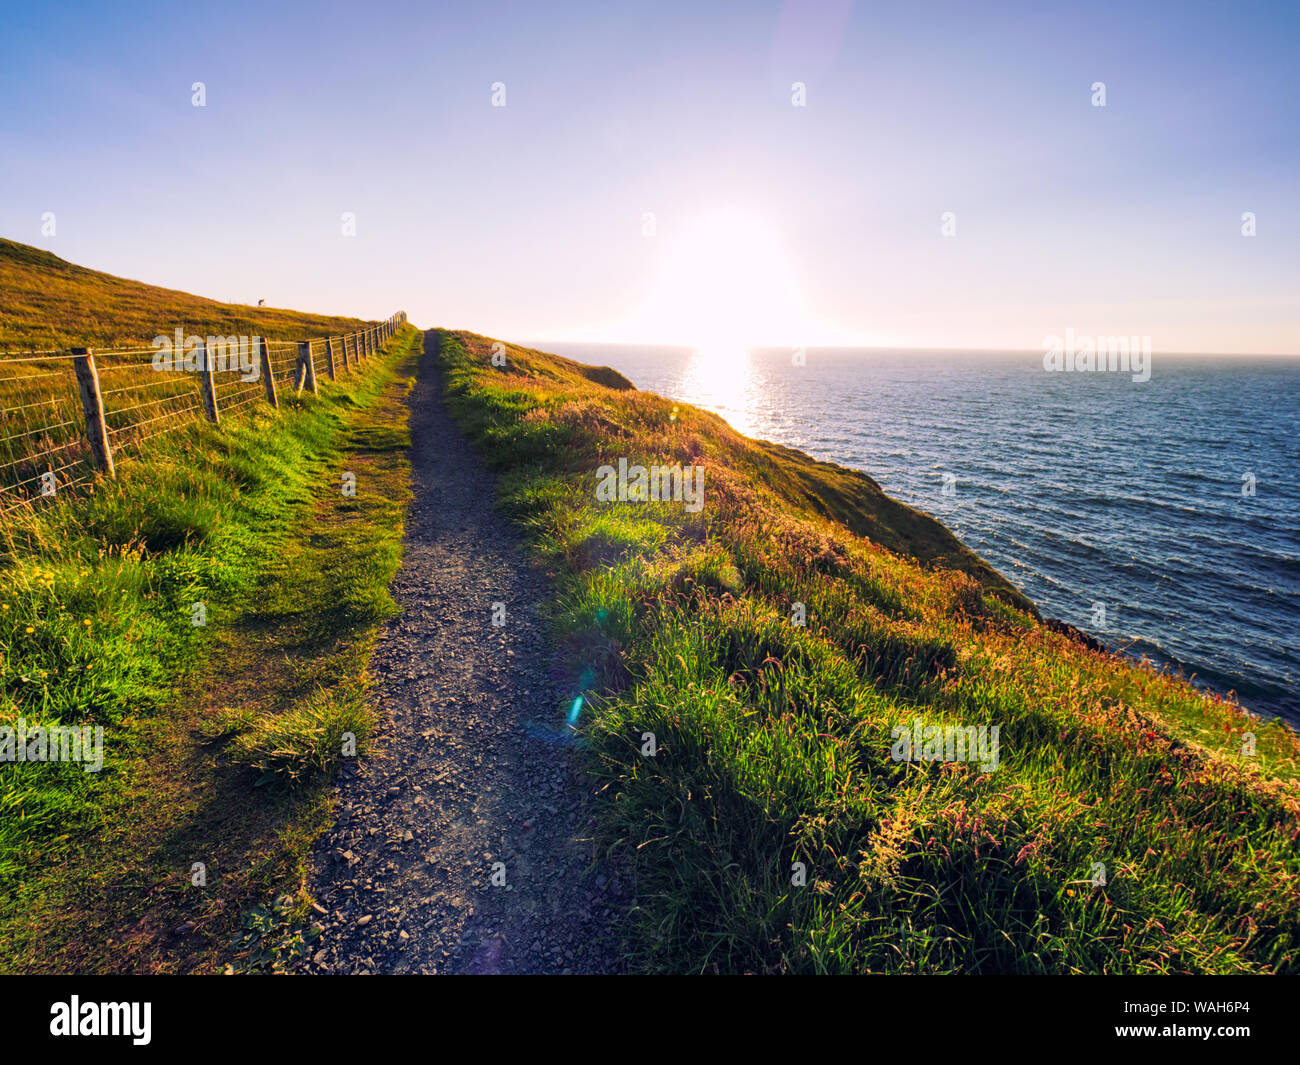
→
(0, 312, 408, 517)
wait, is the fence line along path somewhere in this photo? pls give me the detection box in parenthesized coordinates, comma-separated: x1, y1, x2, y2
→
(0, 312, 408, 516)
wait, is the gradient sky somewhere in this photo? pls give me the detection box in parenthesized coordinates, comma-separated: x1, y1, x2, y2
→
(2, 0, 1297, 353)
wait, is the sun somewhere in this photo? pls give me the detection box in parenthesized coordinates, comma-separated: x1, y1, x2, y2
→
(632, 208, 811, 354)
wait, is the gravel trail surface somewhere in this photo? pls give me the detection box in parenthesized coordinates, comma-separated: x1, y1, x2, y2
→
(300, 330, 627, 975)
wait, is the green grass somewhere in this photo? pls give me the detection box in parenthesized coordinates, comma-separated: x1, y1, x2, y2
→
(0, 324, 421, 973)
(435, 327, 1300, 975)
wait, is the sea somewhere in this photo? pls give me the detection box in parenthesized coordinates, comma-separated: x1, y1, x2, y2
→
(532, 342, 1300, 727)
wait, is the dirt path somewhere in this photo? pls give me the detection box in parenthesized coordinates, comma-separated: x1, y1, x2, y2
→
(299, 331, 627, 975)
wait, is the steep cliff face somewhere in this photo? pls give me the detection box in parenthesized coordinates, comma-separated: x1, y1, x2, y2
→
(743, 436, 1037, 615)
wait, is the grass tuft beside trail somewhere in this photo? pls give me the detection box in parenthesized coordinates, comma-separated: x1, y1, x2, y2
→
(436, 328, 1300, 975)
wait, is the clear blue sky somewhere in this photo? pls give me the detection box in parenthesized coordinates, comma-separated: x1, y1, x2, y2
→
(2, 0, 1296, 353)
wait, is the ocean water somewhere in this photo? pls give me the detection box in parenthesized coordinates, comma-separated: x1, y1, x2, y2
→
(534, 342, 1300, 726)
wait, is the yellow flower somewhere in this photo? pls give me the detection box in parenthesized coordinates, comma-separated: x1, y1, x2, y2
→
(25, 626, 35, 634)
(83, 619, 92, 626)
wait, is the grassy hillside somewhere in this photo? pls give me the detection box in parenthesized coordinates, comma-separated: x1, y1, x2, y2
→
(436, 328, 1300, 974)
(0, 238, 375, 351)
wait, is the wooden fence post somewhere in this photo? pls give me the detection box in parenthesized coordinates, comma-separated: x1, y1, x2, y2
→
(257, 337, 278, 409)
(297, 340, 318, 394)
(325, 337, 337, 380)
(340, 334, 351, 373)
(198, 342, 220, 424)
(70, 348, 116, 478)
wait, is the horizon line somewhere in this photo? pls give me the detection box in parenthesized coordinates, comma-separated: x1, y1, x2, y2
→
(516, 337, 1300, 360)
